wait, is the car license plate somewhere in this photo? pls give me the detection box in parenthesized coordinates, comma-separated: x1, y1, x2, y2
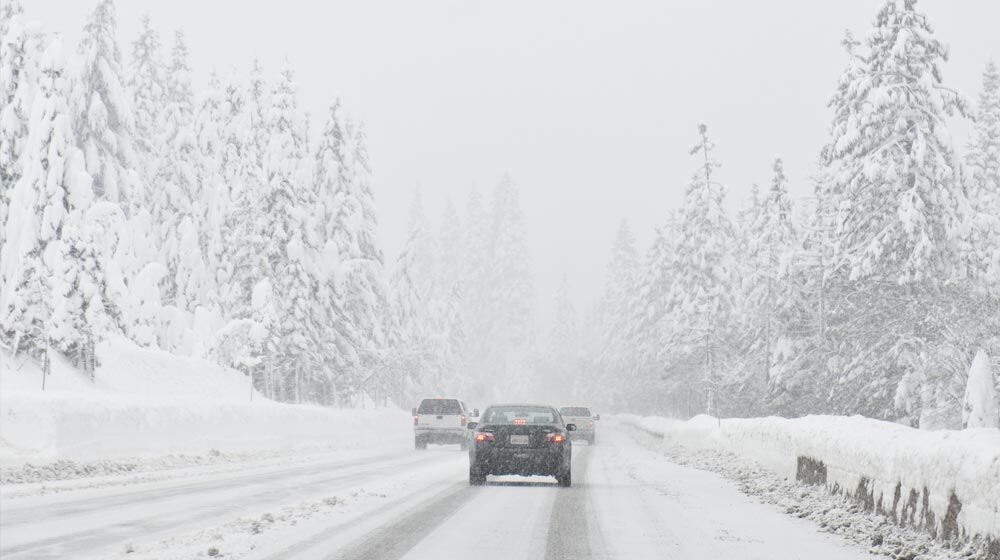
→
(510, 435, 530, 446)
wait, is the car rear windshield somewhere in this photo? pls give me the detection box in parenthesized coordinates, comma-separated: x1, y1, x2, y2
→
(418, 399, 463, 414)
(559, 407, 592, 417)
(481, 406, 557, 425)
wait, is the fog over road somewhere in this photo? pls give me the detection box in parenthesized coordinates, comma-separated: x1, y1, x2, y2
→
(1, 423, 875, 560)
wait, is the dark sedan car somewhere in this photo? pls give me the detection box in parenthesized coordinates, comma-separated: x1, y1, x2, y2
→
(467, 404, 576, 487)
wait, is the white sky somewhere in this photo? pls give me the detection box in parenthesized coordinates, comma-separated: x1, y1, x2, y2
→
(23, 0, 1000, 308)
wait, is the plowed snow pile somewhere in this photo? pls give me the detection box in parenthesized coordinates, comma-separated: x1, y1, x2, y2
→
(620, 414, 1000, 542)
(0, 337, 410, 467)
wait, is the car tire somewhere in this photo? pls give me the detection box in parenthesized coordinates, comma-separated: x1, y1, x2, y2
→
(415, 437, 427, 450)
(557, 469, 572, 487)
(469, 467, 486, 486)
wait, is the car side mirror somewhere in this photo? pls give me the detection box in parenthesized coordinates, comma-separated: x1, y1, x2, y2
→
(565, 424, 577, 432)
(411, 407, 417, 416)
(594, 414, 600, 421)
(467, 421, 478, 430)
(473, 408, 479, 417)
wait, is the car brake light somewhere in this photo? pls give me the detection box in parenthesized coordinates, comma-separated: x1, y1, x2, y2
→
(513, 418, 527, 426)
(461, 414, 466, 425)
(545, 433, 566, 444)
(475, 432, 496, 443)
(413, 416, 419, 426)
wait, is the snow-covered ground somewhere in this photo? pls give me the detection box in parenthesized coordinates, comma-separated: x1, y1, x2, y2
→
(618, 413, 1000, 550)
(1, 421, 883, 560)
(0, 338, 410, 467)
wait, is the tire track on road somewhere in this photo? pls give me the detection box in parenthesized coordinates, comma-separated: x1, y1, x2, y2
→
(323, 481, 474, 560)
(544, 445, 606, 559)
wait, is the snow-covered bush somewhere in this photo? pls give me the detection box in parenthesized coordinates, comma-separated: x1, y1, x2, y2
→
(964, 350, 1000, 429)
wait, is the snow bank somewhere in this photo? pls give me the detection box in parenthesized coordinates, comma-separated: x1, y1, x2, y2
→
(0, 338, 411, 466)
(618, 414, 1000, 541)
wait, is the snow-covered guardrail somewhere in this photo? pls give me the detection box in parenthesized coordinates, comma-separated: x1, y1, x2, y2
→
(618, 414, 1000, 548)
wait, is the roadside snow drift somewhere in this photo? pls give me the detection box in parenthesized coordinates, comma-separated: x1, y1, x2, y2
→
(619, 414, 1000, 542)
(0, 338, 411, 466)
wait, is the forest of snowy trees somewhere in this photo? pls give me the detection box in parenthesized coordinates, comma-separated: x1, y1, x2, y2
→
(0, 0, 389, 404)
(587, 2, 1000, 428)
(1, 0, 998, 429)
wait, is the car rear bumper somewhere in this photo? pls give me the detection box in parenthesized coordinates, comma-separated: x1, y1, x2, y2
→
(415, 428, 468, 444)
(471, 446, 570, 476)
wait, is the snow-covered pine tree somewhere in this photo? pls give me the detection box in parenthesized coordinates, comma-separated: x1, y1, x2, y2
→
(536, 275, 581, 400)
(433, 197, 465, 393)
(217, 68, 272, 391)
(386, 224, 430, 400)
(261, 65, 324, 402)
(111, 16, 170, 349)
(825, 0, 967, 286)
(73, 0, 137, 213)
(596, 219, 640, 408)
(459, 188, 492, 399)
(963, 61, 1000, 378)
(313, 99, 391, 401)
(194, 71, 229, 293)
(1, 36, 79, 366)
(128, 14, 166, 193)
(743, 158, 798, 388)
(157, 29, 209, 316)
(0, 0, 37, 275)
(965, 60, 1000, 285)
(660, 124, 739, 417)
(486, 175, 535, 394)
(820, 0, 970, 421)
(628, 221, 677, 414)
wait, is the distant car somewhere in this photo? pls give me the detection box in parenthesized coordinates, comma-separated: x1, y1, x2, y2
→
(413, 398, 477, 450)
(559, 406, 599, 444)
(467, 404, 576, 487)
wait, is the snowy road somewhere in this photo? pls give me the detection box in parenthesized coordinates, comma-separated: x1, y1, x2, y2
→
(1, 423, 876, 560)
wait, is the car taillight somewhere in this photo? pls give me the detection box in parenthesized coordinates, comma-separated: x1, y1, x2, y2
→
(545, 433, 566, 444)
(461, 414, 466, 425)
(413, 416, 419, 426)
(475, 432, 496, 443)
(589, 420, 594, 427)
(513, 418, 527, 426)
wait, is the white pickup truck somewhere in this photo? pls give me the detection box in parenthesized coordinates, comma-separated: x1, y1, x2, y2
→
(559, 406, 599, 444)
(413, 398, 477, 450)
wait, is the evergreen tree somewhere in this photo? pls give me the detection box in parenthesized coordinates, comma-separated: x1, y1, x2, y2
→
(1, 37, 78, 363)
(219, 68, 271, 389)
(661, 124, 739, 416)
(314, 100, 387, 385)
(744, 158, 798, 385)
(820, 0, 970, 420)
(0, 0, 36, 269)
(262, 65, 323, 402)
(73, 0, 137, 212)
(128, 14, 166, 191)
(965, 60, 1000, 283)
(537, 275, 580, 400)
(597, 219, 640, 408)
(158, 30, 207, 312)
(629, 221, 677, 414)
(486, 175, 535, 393)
